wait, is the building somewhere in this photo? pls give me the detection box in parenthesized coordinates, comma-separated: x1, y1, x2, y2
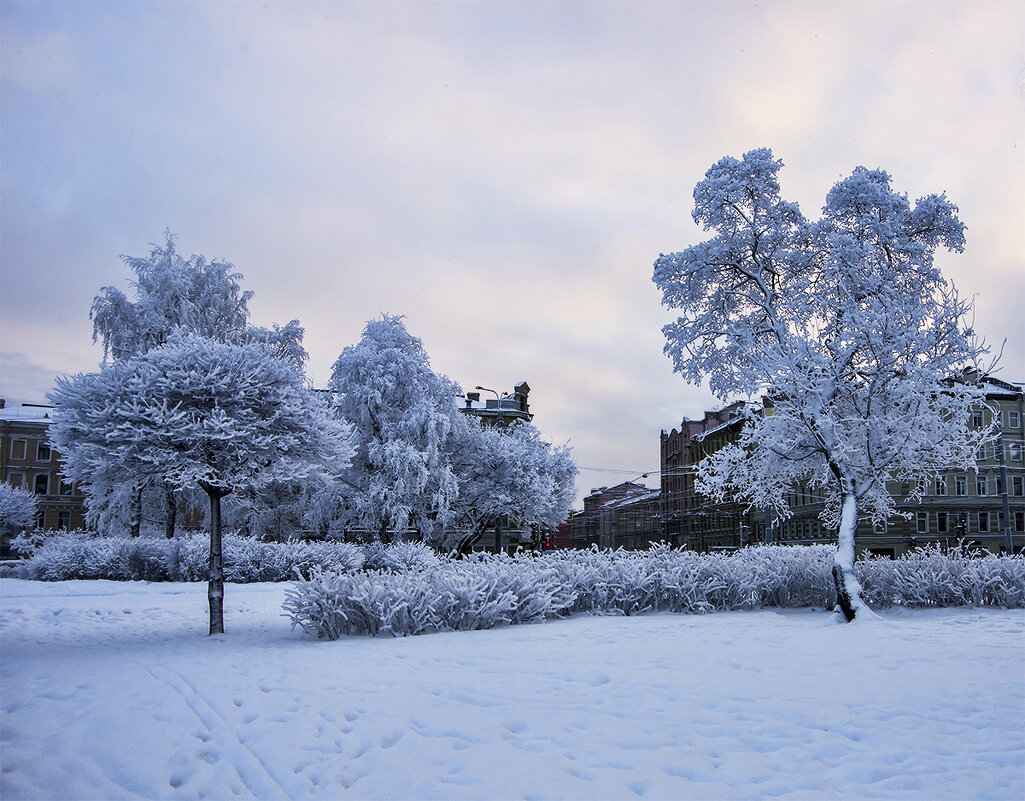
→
(459, 381, 532, 427)
(659, 401, 767, 552)
(779, 375, 1025, 556)
(1, 401, 87, 551)
(569, 482, 654, 550)
(656, 376, 1025, 557)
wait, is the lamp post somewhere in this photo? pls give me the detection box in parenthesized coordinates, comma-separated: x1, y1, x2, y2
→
(476, 386, 504, 553)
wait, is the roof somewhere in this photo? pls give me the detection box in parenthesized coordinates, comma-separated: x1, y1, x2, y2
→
(0, 405, 54, 423)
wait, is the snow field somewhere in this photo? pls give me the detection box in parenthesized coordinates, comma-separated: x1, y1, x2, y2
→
(1, 579, 1023, 800)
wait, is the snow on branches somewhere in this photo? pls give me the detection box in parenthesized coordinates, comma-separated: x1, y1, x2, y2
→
(654, 149, 992, 620)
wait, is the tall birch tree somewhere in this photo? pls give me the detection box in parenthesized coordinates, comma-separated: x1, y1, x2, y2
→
(653, 148, 991, 621)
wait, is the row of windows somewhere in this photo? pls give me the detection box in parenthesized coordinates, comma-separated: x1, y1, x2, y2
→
(930, 473, 1025, 497)
(7, 439, 53, 462)
(972, 409, 1023, 429)
(6, 473, 74, 496)
(975, 441, 1024, 462)
(915, 510, 1025, 535)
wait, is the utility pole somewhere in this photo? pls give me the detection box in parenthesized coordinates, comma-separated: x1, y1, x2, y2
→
(996, 415, 1014, 553)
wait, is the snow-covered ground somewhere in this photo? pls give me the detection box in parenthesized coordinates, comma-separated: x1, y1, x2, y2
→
(1, 579, 1022, 801)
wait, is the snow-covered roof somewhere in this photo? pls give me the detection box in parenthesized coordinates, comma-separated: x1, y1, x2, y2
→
(0, 405, 54, 423)
(600, 488, 660, 510)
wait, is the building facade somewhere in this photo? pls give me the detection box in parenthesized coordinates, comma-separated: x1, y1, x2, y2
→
(581, 376, 1024, 557)
(1, 402, 87, 552)
(778, 375, 1025, 556)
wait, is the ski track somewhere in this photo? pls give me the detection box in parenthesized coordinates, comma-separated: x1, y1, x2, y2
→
(0, 579, 1023, 800)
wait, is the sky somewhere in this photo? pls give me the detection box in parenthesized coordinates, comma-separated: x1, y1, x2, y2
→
(2, 0, 1023, 507)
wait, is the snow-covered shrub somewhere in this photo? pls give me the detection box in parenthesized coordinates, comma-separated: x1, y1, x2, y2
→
(377, 540, 443, 573)
(857, 544, 1025, 609)
(284, 553, 577, 638)
(286, 544, 1025, 639)
(11, 532, 365, 582)
(0, 484, 36, 533)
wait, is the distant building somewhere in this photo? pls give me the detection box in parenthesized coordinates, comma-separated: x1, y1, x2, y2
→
(656, 376, 1025, 557)
(0, 401, 86, 551)
(459, 381, 532, 427)
(569, 482, 654, 550)
(659, 401, 765, 551)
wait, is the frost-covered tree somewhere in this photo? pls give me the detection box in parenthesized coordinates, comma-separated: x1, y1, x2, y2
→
(90, 231, 307, 367)
(446, 419, 577, 554)
(0, 483, 37, 533)
(653, 148, 991, 621)
(328, 316, 462, 542)
(86, 232, 309, 536)
(50, 334, 353, 634)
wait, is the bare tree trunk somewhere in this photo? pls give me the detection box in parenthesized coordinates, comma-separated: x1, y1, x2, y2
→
(832, 492, 863, 622)
(163, 484, 177, 540)
(202, 483, 230, 635)
(129, 483, 143, 538)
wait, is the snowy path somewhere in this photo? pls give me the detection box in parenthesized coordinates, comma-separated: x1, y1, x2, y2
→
(1, 579, 1023, 800)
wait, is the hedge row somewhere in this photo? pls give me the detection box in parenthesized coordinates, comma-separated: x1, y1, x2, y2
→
(7, 531, 440, 582)
(284, 544, 1025, 639)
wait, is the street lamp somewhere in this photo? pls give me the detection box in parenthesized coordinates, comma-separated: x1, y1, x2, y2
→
(475, 386, 503, 428)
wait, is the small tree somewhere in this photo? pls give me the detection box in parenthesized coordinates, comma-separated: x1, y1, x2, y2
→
(0, 483, 37, 533)
(50, 334, 352, 634)
(446, 419, 577, 554)
(653, 148, 991, 621)
(328, 315, 462, 542)
(88, 232, 308, 536)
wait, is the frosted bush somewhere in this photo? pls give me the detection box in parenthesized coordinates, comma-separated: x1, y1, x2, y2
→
(286, 544, 1025, 640)
(11, 532, 365, 583)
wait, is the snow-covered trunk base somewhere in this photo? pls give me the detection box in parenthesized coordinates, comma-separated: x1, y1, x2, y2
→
(204, 486, 229, 635)
(832, 493, 865, 622)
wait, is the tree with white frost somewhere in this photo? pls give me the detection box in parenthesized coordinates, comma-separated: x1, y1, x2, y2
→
(328, 316, 462, 542)
(0, 483, 37, 533)
(91, 231, 307, 368)
(50, 334, 352, 634)
(86, 232, 308, 537)
(653, 148, 991, 621)
(445, 419, 577, 554)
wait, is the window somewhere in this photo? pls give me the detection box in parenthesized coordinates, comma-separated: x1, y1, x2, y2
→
(874, 520, 887, 535)
(36, 442, 50, 462)
(1015, 511, 1024, 533)
(935, 475, 947, 496)
(972, 410, 985, 428)
(59, 480, 73, 496)
(1010, 442, 1023, 462)
(916, 512, 929, 534)
(57, 510, 70, 530)
(978, 511, 990, 533)
(33, 473, 48, 496)
(7, 473, 23, 489)
(1014, 476, 1025, 497)
(955, 475, 967, 496)
(10, 439, 26, 460)
(977, 474, 989, 496)
(936, 512, 949, 534)
(34, 510, 45, 530)
(1010, 410, 1021, 429)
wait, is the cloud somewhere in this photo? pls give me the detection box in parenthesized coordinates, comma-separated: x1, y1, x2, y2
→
(1, 1, 1022, 508)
